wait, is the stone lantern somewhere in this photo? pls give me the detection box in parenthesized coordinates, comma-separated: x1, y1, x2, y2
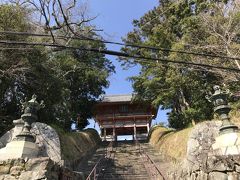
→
(14, 94, 45, 142)
(206, 85, 240, 155)
(206, 85, 238, 134)
(0, 95, 44, 160)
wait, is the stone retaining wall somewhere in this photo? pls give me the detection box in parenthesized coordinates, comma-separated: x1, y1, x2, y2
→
(167, 121, 240, 180)
(0, 157, 84, 180)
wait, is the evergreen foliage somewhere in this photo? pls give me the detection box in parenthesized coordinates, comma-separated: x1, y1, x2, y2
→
(121, 0, 240, 129)
(0, 4, 114, 135)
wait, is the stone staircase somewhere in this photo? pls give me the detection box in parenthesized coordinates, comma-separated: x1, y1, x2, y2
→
(76, 140, 168, 180)
(139, 143, 171, 179)
(76, 141, 110, 178)
(98, 141, 149, 180)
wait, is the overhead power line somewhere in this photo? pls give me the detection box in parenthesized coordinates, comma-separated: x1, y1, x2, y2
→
(0, 40, 239, 73)
(1, 31, 240, 61)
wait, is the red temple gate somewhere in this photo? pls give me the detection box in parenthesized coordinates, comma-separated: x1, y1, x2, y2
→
(94, 94, 158, 141)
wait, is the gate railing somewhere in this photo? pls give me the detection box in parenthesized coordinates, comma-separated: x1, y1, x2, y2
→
(86, 141, 114, 180)
(135, 139, 165, 180)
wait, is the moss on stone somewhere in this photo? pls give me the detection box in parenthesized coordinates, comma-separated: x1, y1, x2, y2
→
(149, 126, 192, 162)
(57, 128, 101, 162)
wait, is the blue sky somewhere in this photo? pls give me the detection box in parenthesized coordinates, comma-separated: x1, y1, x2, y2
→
(87, 0, 157, 94)
(85, 0, 170, 130)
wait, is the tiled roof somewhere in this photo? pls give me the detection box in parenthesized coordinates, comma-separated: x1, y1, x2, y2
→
(101, 94, 133, 102)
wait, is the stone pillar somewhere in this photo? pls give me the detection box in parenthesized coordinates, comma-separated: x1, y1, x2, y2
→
(104, 128, 106, 141)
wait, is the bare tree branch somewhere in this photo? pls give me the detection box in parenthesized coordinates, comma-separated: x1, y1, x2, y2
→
(3, 0, 99, 43)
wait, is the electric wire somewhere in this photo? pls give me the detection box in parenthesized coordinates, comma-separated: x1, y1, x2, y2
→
(1, 31, 240, 61)
(0, 40, 239, 72)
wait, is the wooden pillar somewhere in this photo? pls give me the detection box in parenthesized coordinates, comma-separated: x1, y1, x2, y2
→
(147, 122, 150, 133)
(104, 128, 106, 141)
(146, 118, 150, 133)
(146, 117, 151, 134)
(134, 121, 137, 141)
(113, 117, 116, 141)
(113, 128, 116, 141)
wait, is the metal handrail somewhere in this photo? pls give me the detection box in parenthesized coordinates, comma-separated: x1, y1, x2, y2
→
(135, 139, 165, 180)
(85, 157, 103, 180)
(86, 141, 113, 180)
(143, 153, 165, 179)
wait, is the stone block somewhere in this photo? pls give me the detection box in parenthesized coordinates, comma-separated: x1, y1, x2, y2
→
(213, 146, 240, 156)
(207, 157, 227, 171)
(0, 140, 39, 161)
(12, 159, 25, 166)
(235, 133, 240, 145)
(212, 133, 238, 150)
(19, 170, 48, 180)
(212, 132, 240, 156)
(1, 174, 18, 180)
(196, 171, 208, 180)
(25, 157, 49, 171)
(225, 146, 240, 155)
(0, 164, 11, 175)
(19, 171, 35, 180)
(208, 172, 228, 180)
(227, 172, 239, 180)
(236, 165, 240, 173)
(10, 166, 23, 176)
(187, 139, 199, 154)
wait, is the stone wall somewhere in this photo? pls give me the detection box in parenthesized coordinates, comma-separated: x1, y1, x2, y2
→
(166, 121, 240, 180)
(0, 157, 84, 180)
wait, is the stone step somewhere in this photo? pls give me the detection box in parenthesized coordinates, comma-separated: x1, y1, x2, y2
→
(101, 169, 148, 173)
(98, 174, 149, 180)
(98, 178, 148, 180)
(102, 172, 149, 175)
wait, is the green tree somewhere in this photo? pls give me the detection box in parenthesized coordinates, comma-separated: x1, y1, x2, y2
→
(0, 4, 114, 135)
(0, 4, 43, 134)
(47, 34, 114, 129)
(121, 0, 240, 129)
